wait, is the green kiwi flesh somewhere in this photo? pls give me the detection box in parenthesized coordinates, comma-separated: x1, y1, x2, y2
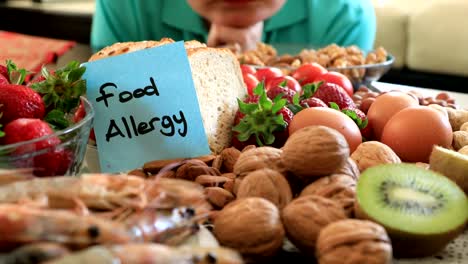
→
(355, 163, 468, 258)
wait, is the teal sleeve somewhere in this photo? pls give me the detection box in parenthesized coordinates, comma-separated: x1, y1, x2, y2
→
(91, 0, 145, 52)
(319, 0, 376, 52)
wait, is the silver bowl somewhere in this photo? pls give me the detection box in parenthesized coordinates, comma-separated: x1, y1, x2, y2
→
(327, 54, 395, 91)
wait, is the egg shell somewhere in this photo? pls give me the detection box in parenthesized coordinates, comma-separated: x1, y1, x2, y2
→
(367, 91, 419, 140)
(381, 106, 453, 163)
(288, 107, 362, 152)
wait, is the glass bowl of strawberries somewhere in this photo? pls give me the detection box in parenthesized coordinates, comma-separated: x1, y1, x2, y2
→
(0, 60, 94, 177)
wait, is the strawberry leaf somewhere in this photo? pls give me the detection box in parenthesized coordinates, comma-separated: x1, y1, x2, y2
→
(44, 109, 70, 130)
(31, 61, 86, 114)
(279, 80, 288, 87)
(233, 81, 287, 146)
(301, 81, 322, 100)
(6, 60, 32, 85)
(329, 102, 340, 110)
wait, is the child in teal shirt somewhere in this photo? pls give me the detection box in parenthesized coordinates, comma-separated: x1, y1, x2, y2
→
(91, 0, 376, 54)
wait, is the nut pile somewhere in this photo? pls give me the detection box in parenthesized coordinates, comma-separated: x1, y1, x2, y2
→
(130, 125, 397, 263)
(237, 43, 388, 69)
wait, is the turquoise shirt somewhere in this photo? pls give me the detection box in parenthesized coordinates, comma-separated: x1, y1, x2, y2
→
(91, 0, 376, 54)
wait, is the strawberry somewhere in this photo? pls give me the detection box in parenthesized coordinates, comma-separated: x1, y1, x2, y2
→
(0, 84, 46, 125)
(0, 74, 8, 85)
(311, 82, 356, 109)
(300, 97, 327, 108)
(33, 149, 73, 177)
(0, 65, 7, 80)
(331, 103, 371, 140)
(232, 82, 290, 149)
(266, 85, 296, 104)
(31, 61, 86, 130)
(3, 118, 60, 154)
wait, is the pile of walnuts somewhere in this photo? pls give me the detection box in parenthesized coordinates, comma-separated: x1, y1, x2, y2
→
(130, 125, 395, 264)
(236, 42, 389, 80)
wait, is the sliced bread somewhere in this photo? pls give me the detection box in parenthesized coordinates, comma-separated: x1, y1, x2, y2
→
(88, 39, 246, 154)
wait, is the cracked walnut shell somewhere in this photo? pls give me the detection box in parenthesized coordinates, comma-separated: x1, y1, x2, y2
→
(316, 219, 392, 264)
(281, 195, 347, 254)
(350, 141, 400, 172)
(282, 126, 349, 180)
(300, 174, 356, 217)
(213, 197, 285, 257)
(236, 168, 292, 209)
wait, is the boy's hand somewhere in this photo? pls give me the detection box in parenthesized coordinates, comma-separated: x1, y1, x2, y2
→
(207, 22, 263, 52)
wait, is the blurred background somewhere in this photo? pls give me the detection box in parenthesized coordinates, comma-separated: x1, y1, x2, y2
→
(0, 0, 467, 92)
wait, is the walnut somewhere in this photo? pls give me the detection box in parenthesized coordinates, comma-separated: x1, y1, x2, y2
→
(459, 145, 468, 155)
(350, 141, 401, 172)
(282, 126, 349, 180)
(300, 174, 356, 217)
(236, 168, 292, 209)
(316, 219, 393, 264)
(233, 147, 285, 177)
(460, 122, 468, 132)
(281, 195, 347, 254)
(453, 131, 468, 150)
(334, 157, 360, 180)
(213, 197, 285, 257)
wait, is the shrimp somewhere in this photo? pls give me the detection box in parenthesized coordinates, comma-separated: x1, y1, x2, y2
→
(0, 169, 34, 186)
(47, 244, 244, 264)
(0, 204, 132, 249)
(0, 173, 212, 213)
(0, 243, 69, 264)
(0, 173, 147, 210)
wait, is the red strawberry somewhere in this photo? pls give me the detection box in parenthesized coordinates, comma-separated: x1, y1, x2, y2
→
(0, 84, 45, 125)
(0, 65, 7, 80)
(341, 106, 372, 140)
(0, 74, 8, 85)
(232, 82, 291, 149)
(300, 97, 327, 108)
(312, 82, 355, 109)
(266, 85, 296, 104)
(73, 100, 96, 142)
(3, 118, 60, 153)
(33, 149, 73, 177)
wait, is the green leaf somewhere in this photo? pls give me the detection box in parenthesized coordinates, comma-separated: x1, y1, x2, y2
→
(31, 60, 87, 114)
(279, 80, 288, 87)
(301, 81, 322, 100)
(253, 82, 265, 96)
(44, 109, 70, 130)
(238, 99, 258, 114)
(360, 118, 368, 129)
(271, 98, 287, 114)
(292, 93, 300, 105)
(6, 60, 31, 85)
(329, 102, 340, 110)
(0, 124, 4, 138)
(286, 104, 304, 115)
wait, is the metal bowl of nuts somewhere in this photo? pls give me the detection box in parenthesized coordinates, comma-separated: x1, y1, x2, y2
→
(327, 53, 394, 90)
(237, 43, 394, 91)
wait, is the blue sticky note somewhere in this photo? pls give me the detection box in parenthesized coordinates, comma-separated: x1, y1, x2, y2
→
(83, 41, 210, 173)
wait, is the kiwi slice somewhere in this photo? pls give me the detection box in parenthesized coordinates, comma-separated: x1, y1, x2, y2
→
(429, 145, 468, 194)
(355, 163, 468, 258)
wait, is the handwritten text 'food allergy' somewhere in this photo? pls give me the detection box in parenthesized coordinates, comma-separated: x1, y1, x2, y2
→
(94, 77, 187, 142)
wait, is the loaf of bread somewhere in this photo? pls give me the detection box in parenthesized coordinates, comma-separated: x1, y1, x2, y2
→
(89, 38, 247, 154)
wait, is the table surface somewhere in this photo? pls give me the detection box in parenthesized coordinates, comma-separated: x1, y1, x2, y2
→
(374, 82, 468, 109)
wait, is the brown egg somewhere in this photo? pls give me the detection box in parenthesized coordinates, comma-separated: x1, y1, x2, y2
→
(367, 91, 419, 140)
(289, 107, 362, 152)
(381, 106, 453, 163)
